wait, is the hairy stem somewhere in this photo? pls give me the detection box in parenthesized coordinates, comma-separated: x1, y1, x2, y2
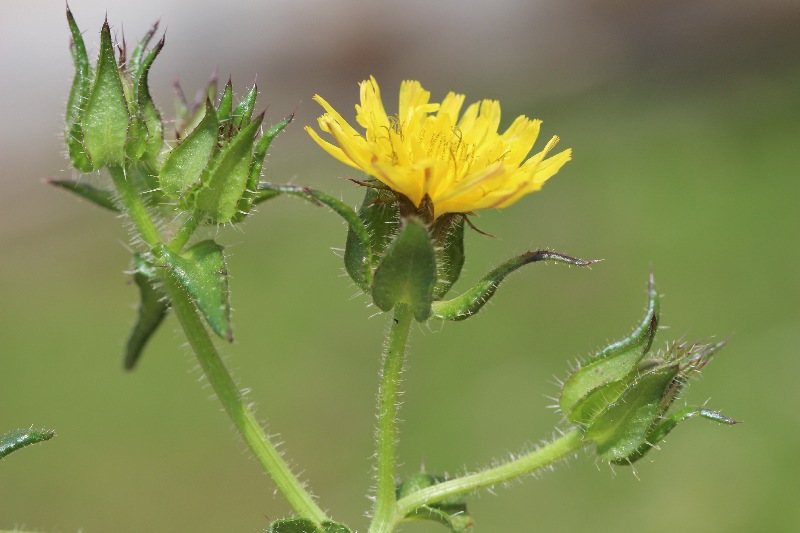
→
(108, 165, 161, 247)
(369, 304, 414, 533)
(159, 230, 328, 524)
(393, 428, 587, 524)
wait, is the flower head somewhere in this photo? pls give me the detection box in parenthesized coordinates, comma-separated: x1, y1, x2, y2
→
(306, 77, 571, 219)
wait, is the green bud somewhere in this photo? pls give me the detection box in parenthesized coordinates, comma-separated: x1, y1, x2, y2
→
(191, 112, 263, 223)
(159, 80, 290, 224)
(560, 275, 737, 464)
(65, 10, 165, 171)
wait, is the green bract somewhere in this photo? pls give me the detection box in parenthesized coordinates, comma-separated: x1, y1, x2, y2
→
(560, 276, 737, 463)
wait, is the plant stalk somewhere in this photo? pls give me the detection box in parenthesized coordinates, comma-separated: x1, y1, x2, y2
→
(108, 165, 162, 247)
(392, 427, 587, 526)
(369, 304, 414, 533)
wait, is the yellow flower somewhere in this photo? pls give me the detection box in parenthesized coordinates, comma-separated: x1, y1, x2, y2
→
(306, 77, 571, 218)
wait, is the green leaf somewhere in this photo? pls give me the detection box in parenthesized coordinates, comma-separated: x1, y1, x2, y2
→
(431, 250, 596, 321)
(124, 254, 169, 370)
(612, 406, 739, 465)
(320, 522, 353, 533)
(156, 240, 232, 341)
(193, 114, 263, 223)
(345, 187, 398, 291)
(65, 7, 93, 172)
(0, 428, 55, 460)
(159, 100, 219, 199)
(372, 217, 437, 321)
(560, 275, 659, 422)
(587, 364, 679, 462)
(431, 214, 465, 298)
(268, 518, 320, 533)
(46, 179, 119, 212)
(82, 19, 131, 168)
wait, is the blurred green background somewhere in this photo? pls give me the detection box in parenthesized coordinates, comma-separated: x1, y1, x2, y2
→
(2, 1, 799, 531)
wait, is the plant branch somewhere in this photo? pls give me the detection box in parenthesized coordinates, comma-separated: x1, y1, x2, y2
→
(160, 246, 328, 524)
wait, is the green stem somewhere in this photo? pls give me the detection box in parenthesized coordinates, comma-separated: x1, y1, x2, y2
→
(392, 428, 587, 526)
(108, 165, 161, 247)
(369, 304, 414, 533)
(160, 243, 328, 524)
(169, 211, 203, 253)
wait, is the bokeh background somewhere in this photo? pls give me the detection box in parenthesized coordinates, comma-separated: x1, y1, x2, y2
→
(2, 1, 799, 531)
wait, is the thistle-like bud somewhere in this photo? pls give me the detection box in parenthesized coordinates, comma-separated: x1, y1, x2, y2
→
(65, 8, 164, 171)
(158, 82, 292, 224)
(63, 8, 292, 225)
(560, 275, 737, 464)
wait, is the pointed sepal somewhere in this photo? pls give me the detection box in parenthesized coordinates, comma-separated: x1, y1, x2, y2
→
(132, 35, 165, 165)
(155, 240, 232, 341)
(432, 250, 597, 321)
(430, 214, 466, 299)
(65, 7, 93, 172)
(232, 114, 294, 222)
(124, 253, 169, 370)
(372, 217, 437, 321)
(231, 84, 257, 129)
(159, 100, 219, 199)
(82, 19, 131, 168)
(216, 79, 233, 123)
